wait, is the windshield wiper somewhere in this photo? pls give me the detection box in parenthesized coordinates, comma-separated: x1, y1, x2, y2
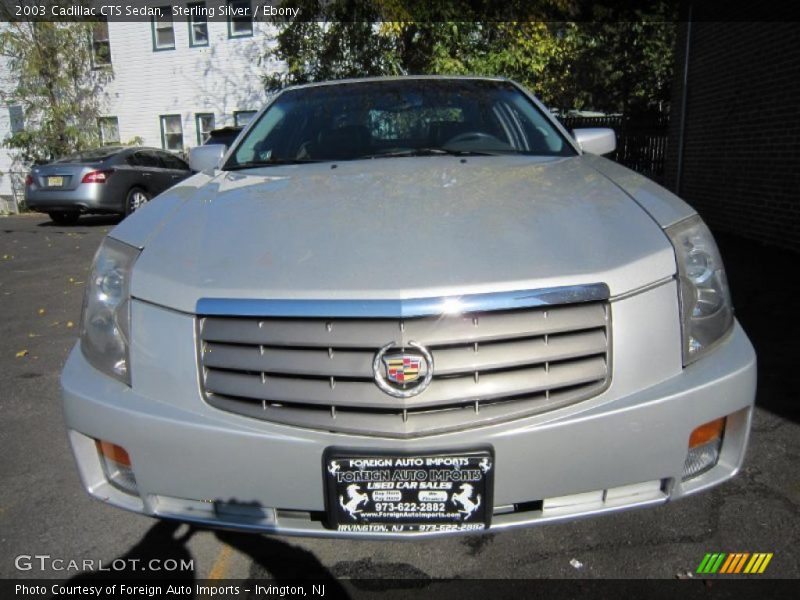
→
(224, 158, 323, 170)
(363, 147, 506, 159)
(225, 148, 512, 169)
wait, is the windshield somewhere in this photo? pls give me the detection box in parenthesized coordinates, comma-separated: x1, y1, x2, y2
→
(225, 79, 575, 169)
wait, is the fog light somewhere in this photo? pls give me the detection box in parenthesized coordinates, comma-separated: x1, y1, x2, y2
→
(96, 440, 138, 495)
(683, 418, 725, 480)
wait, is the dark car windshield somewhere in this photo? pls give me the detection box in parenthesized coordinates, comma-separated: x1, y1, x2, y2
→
(54, 147, 124, 163)
(225, 79, 575, 169)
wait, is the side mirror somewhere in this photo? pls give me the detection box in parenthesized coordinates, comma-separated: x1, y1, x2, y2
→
(189, 144, 226, 172)
(573, 128, 616, 155)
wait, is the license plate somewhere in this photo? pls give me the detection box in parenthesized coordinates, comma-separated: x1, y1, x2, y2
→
(47, 176, 64, 187)
(324, 448, 494, 534)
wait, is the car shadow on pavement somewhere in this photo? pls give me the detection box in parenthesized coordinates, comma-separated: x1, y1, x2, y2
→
(63, 520, 196, 584)
(36, 215, 122, 228)
(60, 521, 350, 598)
(213, 530, 350, 597)
(715, 232, 798, 425)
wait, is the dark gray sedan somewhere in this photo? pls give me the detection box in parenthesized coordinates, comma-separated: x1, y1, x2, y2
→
(24, 146, 193, 224)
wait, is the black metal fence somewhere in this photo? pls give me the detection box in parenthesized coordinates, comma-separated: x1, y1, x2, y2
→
(559, 114, 670, 184)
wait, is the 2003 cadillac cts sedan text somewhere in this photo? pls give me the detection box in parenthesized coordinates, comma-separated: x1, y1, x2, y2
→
(62, 77, 756, 537)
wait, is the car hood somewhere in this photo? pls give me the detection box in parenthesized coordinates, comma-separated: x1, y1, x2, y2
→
(123, 155, 677, 313)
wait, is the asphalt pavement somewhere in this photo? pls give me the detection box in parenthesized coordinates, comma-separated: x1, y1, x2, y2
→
(0, 213, 797, 583)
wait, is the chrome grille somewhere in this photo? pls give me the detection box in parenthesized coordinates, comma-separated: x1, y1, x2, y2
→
(198, 292, 611, 438)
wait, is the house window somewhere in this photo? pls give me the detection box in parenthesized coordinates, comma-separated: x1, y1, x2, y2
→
(160, 115, 184, 151)
(98, 117, 120, 145)
(152, 8, 176, 51)
(8, 105, 24, 135)
(227, 1, 253, 38)
(196, 113, 215, 144)
(92, 19, 112, 66)
(234, 110, 257, 127)
(188, 2, 209, 47)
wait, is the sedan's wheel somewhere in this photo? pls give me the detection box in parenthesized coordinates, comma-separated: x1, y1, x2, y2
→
(48, 211, 80, 225)
(125, 188, 151, 215)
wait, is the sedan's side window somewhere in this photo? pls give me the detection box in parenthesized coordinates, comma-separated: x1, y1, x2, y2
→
(139, 151, 164, 168)
(126, 153, 141, 167)
(160, 152, 190, 171)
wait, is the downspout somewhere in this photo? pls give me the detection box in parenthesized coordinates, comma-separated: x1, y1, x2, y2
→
(675, 5, 692, 195)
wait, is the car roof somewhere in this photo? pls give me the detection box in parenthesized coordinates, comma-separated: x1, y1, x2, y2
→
(126, 146, 170, 153)
(53, 146, 127, 163)
(122, 147, 191, 158)
(283, 75, 510, 92)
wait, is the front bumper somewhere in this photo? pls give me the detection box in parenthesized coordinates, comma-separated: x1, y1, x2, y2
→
(61, 285, 756, 539)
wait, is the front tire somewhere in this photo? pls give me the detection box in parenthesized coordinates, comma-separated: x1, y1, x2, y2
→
(48, 211, 80, 225)
(125, 188, 151, 216)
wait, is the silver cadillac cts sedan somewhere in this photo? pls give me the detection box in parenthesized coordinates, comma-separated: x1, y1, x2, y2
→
(61, 77, 756, 538)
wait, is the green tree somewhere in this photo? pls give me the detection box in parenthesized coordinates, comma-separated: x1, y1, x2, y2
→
(562, 2, 676, 113)
(264, 1, 397, 90)
(0, 19, 111, 163)
(262, 0, 675, 114)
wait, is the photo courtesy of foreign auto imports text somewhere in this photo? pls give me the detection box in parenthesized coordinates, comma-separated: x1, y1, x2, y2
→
(15, 583, 327, 598)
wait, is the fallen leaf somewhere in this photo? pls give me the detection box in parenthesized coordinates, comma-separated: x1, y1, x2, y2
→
(15, 350, 28, 358)
(68, 277, 75, 283)
(37, 308, 45, 315)
(66, 321, 74, 328)
(27, 333, 40, 338)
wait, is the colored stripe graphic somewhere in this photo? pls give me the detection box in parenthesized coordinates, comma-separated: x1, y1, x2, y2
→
(697, 553, 726, 574)
(744, 553, 773, 574)
(733, 553, 750, 573)
(719, 554, 736, 573)
(759, 554, 773, 573)
(711, 553, 726, 573)
(696, 553, 713, 574)
(698, 553, 773, 575)
(720, 553, 749, 573)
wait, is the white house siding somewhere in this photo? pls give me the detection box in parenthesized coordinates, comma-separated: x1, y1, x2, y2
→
(0, 53, 22, 211)
(103, 19, 277, 151)
(0, 17, 281, 210)
(0, 108, 15, 209)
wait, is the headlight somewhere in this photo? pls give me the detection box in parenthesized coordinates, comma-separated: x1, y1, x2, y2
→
(666, 215, 733, 365)
(80, 237, 140, 385)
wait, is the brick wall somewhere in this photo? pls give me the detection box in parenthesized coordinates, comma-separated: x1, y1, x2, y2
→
(665, 22, 800, 252)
